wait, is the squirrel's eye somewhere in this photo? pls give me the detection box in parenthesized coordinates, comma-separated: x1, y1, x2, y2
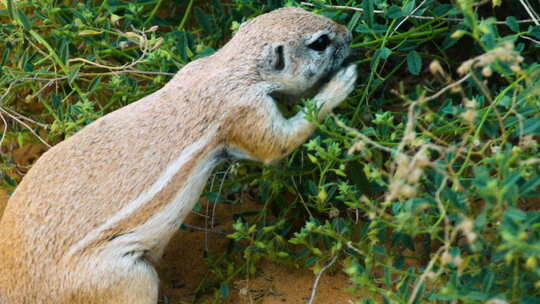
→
(308, 34, 331, 52)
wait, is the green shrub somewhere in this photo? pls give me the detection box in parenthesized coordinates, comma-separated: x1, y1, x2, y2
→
(1, 0, 540, 303)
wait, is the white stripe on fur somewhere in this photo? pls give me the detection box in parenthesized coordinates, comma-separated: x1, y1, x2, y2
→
(65, 128, 217, 259)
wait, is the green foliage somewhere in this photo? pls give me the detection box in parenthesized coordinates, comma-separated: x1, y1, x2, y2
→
(2, 0, 540, 303)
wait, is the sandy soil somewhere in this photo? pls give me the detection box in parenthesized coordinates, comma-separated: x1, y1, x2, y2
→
(158, 200, 361, 303)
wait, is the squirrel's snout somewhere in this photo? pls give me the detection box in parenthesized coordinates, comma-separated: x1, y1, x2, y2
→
(336, 24, 352, 45)
(345, 30, 353, 45)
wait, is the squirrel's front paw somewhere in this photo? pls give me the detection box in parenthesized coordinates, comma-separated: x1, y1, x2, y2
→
(316, 64, 357, 113)
(335, 64, 358, 95)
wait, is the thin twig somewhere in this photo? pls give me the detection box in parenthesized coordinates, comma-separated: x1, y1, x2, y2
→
(300, 2, 538, 24)
(0, 107, 51, 148)
(0, 111, 8, 149)
(407, 246, 445, 304)
(519, 0, 540, 25)
(180, 224, 226, 235)
(68, 57, 147, 70)
(3, 108, 48, 128)
(210, 164, 233, 230)
(423, 74, 471, 103)
(307, 254, 339, 304)
(204, 173, 217, 253)
(331, 113, 394, 153)
(68, 27, 159, 71)
(0, 69, 175, 106)
(521, 35, 540, 44)
(390, 0, 428, 36)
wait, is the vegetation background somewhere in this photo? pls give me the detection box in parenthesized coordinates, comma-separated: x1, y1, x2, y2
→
(1, 0, 540, 303)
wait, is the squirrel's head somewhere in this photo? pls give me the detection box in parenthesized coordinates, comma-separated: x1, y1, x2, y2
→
(222, 7, 352, 95)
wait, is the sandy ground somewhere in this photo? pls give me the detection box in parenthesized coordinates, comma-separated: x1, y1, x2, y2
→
(158, 200, 361, 303)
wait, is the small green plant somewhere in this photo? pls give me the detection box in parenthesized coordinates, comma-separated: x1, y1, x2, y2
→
(1, 0, 540, 303)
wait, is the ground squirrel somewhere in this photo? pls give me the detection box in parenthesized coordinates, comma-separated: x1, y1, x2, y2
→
(0, 7, 357, 304)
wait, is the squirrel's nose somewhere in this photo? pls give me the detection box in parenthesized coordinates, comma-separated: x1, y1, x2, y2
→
(338, 24, 352, 44)
(345, 30, 352, 45)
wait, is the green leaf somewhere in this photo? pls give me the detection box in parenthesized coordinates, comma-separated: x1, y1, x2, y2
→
(195, 8, 213, 35)
(506, 16, 519, 32)
(1, 47, 10, 67)
(402, 0, 416, 15)
(59, 39, 70, 65)
(383, 266, 392, 287)
(530, 25, 540, 39)
(387, 5, 403, 19)
(377, 47, 392, 60)
(505, 207, 526, 222)
(347, 11, 362, 30)
(3, 174, 17, 188)
(482, 271, 495, 294)
(6, 0, 14, 19)
(17, 9, 32, 30)
(363, 0, 374, 27)
(407, 50, 422, 75)
(219, 283, 230, 298)
(88, 76, 102, 93)
(522, 117, 540, 135)
(465, 291, 488, 301)
(520, 176, 540, 196)
(67, 65, 80, 85)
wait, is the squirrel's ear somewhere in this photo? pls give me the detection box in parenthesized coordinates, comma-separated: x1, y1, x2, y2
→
(264, 44, 286, 72)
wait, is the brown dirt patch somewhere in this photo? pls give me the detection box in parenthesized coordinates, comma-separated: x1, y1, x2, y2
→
(158, 200, 362, 304)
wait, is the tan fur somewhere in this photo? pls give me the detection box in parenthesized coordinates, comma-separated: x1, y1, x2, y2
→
(0, 7, 357, 304)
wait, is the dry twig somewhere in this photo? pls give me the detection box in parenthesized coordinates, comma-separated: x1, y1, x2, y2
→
(301, 2, 539, 25)
(307, 254, 339, 304)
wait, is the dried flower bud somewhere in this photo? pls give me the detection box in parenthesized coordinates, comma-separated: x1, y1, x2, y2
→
(464, 98, 477, 108)
(125, 32, 140, 40)
(462, 109, 476, 123)
(482, 66, 493, 77)
(400, 184, 417, 198)
(520, 135, 537, 150)
(503, 41, 514, 51)
(429, 60, 444, 75)
(457, 59, 474, 75)
(347, 140, 365, 155)
(466, 232, 477, 244)
(441, 251, 452, 265)
(425, 270, 436, 280)
(460, 218, 473, 232)
(396, 154, 409, 168)
(510, 65, 521, 73)
(453, 255, 463, 266)
(407, 168, 423, 184)
(415, 153, 430, 168)
(119, 41, 129, 49)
